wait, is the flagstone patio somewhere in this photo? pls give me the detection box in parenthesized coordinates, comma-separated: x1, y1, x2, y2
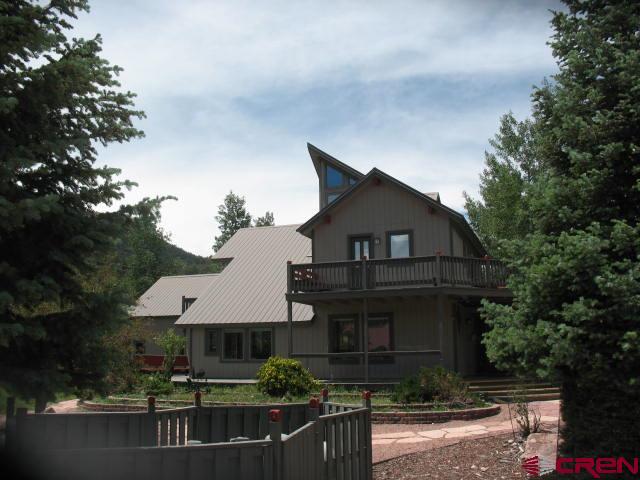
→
(371, 400, 560, 463)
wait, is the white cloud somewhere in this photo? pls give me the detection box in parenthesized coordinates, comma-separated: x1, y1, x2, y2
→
(78, 0, 559, 255)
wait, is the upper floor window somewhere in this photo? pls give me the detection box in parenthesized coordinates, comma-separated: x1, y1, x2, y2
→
(182, 297, 196, 313)
(327, 192, 341, 204)
(387, 231, 413, 258)
(326, 165, 344, 188)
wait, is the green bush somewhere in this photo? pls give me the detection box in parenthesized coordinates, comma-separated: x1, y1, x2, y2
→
(392, 366, 468, 403)
(142, 373, 174, 396)
(256, 356, 320, 397)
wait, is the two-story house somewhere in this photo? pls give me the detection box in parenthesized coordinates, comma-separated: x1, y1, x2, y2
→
(174, 144, 511, 382)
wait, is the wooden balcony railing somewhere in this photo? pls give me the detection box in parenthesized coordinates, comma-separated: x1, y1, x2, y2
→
(288, 255, 508, 294)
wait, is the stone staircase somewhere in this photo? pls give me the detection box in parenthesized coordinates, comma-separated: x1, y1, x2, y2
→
(466, 377, 561, 403)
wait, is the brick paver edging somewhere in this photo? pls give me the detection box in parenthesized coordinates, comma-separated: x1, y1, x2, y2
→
(371, 404, 501, 424)
(80, 401, 148, 412)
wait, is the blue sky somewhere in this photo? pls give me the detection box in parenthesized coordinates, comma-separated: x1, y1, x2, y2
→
(76, 0, 560, 256)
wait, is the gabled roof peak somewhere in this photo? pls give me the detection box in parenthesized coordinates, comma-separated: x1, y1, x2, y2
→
(307, 143, 365, 180)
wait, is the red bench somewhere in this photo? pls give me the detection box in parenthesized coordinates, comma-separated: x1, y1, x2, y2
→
(137, 354, 189, 373)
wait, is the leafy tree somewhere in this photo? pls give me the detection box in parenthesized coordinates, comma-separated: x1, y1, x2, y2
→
(154, 329, 186, 381)
(213, 191, 252, 251)
(118, 196, 180, 298)
(254, 211, 275, 227)
(482, 0, 640, 457)
(463, 113, 542, 255)
(0, 0, 144, 410)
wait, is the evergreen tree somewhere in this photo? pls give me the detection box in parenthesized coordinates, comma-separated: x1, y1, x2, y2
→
(0, 0, 144, 408)
(213, 191, 252, 251)
(464, 113, 542, 255)
(254, 211, 275, 227)
(482, 0, 640, 456)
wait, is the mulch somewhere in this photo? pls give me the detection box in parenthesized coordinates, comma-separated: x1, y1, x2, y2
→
(373, 434, 526, 479)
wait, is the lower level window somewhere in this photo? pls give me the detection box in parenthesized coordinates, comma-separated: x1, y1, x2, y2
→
(368, 315, 393, 363)
(250, 329, 272, 360)
(223, 331, 244, 360)
(332, 317, 358, 352)
(330, 316, 359, 363)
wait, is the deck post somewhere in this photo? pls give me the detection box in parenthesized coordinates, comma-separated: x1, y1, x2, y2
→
(269, 409, 283, 480)
(287, 299, 293, 358)
(362, 391, 373, 480)
(146, 396, 157, 446)
(363, 297, 369, 384)
(435, 250, 442, 285)
(361, 256, 367, 289)
(287, 261, 293, 358)
(437, 293, 445, 365)
(321, 387, 329, 415)
(307, 397, 320, 422)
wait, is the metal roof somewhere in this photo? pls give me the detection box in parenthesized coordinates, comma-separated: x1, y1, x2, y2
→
(176, 225, 313, 325)
(132, 274, 221, 317)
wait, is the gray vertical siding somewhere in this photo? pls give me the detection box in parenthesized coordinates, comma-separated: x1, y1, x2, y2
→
(300, 297, 461, 379)
(189, 298, 477, 380)
(313, 181, 466, 262)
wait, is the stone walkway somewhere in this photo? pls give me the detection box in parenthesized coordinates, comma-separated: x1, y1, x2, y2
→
(371, 400, 560, 463)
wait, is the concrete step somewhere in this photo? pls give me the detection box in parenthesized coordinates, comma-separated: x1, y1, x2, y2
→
(493, 392, 561, 403)
(469, 383, 555, 392)
(477, 387, 560, 397)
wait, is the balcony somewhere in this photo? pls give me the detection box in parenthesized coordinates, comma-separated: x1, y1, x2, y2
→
(287, 255, 509, 297)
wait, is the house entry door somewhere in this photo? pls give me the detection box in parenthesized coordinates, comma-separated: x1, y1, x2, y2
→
(350, 236, 373, 260)
(349, 236, 374, 289)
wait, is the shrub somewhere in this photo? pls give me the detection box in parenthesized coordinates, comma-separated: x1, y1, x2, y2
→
(256, 356, 320, 397)
(392, 366, 469, 403)
(142, 373, 174, 396)
(154, 330, 186, 381)
(392, 375, 422, 403)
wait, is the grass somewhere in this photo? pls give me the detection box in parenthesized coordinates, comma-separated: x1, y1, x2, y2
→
(0, 387, 76, 414)
(98, 384, 490, 412)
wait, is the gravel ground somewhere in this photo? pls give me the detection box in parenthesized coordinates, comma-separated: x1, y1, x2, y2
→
(373, 434, 526, 480)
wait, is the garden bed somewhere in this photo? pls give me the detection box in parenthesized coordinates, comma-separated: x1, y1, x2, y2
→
(81, 394, 496, 421)
(371, 404, 501, 424)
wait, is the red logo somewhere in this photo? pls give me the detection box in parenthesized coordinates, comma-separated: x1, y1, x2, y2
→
(522, 457, 640, 478)
(522, 456, 555, 477)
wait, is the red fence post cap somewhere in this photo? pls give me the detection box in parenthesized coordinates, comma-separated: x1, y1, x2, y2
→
(194, 391, 202, 401)
(362, 390, 371, 400)
(309, 397, 320, 409)
(269, 409, 282, 422)
(147, 396, 156, 406)
(321, 388, 329, 397)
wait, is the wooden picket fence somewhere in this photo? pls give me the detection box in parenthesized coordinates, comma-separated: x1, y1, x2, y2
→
(4, 391, 372, 480)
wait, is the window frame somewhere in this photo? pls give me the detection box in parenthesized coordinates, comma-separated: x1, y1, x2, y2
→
(221, 329, 245, 362)
(367, 313, 395, 364)
(325, 164, 346, 189)
(204, 328, 219, 357)
(328, 314, 360, 364)
(386, 230, 414, 258)
(249, 327, 274, 361)
(348, 234, 374, 260)
(326, 192, 341, 204)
